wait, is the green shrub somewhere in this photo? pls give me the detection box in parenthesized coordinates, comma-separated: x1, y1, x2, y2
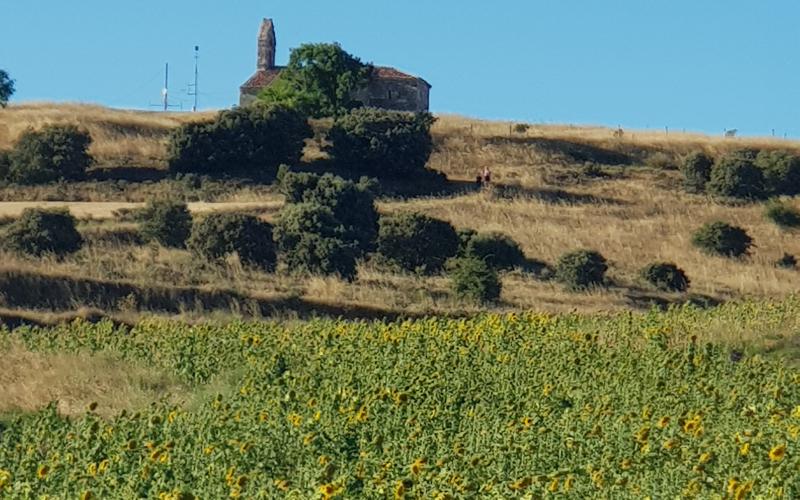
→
(556, 250, 608, 290)
(187, 213, 276, 270)
(756, 151, 800, 196)
(456, 228, 478, 256)
(640, 262, 690, 292)
(513, 123, 530, 134)
(775, 253, 796, 269)
(730, 148, 761, 161)
(377, 213, 460, 274)
(4, 208, 82, 257)
(680, 152, 713, 193)
(0, 150, 10, 180)
(273, 203, 358, 279)
(167, 104, 311, 177)
(764, 200, 800, 229)
(448, 257, 502, 303)
(464, 231, 526, 270)
(691, 221, 752, 257)
(139, 200, 192, 248)
(278, 171, 378, 255)
(278, 169, 322, 204)
(326, 108, 436, 177)
(707, 156, 765, 200)
(9, 125, 92, 184)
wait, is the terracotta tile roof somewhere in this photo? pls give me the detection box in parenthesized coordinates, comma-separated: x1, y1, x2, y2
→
(240, 68, 285, 90)
(373, 66, 431, 87)
(241, 65, 430, 91)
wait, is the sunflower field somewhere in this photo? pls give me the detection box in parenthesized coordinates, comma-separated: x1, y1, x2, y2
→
(0, 300, 799, 499)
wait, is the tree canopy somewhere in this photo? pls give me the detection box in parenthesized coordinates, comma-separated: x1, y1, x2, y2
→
(258, 43, 372, 118)
(0, 69, 15, 108)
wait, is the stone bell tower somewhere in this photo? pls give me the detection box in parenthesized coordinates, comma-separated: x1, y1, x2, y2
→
(257, 18, 276, 70)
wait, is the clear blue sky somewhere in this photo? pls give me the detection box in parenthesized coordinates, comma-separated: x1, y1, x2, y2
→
(2, 1, 798, 137)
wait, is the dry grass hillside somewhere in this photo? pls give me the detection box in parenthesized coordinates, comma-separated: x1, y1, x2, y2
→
(1, 102, 800, 319)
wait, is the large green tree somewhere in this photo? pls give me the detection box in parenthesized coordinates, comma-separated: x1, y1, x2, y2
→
(0, 69, 15, 107)
(259, 43, 372, 118)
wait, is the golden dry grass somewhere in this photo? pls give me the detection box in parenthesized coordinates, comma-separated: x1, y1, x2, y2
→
(2, 103, 800, 314)
(0, 102, 211, 167)
(0, 200, 281, 219)
(0, 341, 185, 418)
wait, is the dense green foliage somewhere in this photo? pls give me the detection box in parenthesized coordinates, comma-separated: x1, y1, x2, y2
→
(462, 231, 526, 271)
(556, 249, 608, 290)
(456, 228, 478, 256)
(680, 152, 713, 194)
(0, 150, 10, 179)
(167, 105, 311, 177)
(692, 221, 753, 257)
(326, 108, 436, 178)
(756, 151, 800, 196)
(273, 203, 358, 280)
(3, 208, 82, 257)
(1, 300, 799, 498)
(258, 43, 372, 118)
(273, 171, 377, 279)
(764, 200, 800, 229)
(377, 213, 460, 274)
(707, 156, 765, 200)
(187, 213, 276, 270)
(0, 69, 14, 107)
(139, 200, 192, 248)
(775, 253, 797, 269)
(448, 256, 502, 303)
(640, 262, 690, 292)
(8, 125, 92, 184)
(278, 171, 378, 255)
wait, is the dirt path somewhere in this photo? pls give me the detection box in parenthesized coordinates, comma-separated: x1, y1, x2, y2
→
(0, 201, 282, 219)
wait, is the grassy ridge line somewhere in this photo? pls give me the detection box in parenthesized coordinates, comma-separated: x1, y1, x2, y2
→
(3, 103, 800, 169)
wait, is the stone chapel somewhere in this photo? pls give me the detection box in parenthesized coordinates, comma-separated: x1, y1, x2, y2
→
(239, 19, 431, 112)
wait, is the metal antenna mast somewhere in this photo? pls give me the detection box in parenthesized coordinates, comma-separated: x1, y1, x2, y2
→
(150, 63, 181, 112)
(188, 46, 199, 112)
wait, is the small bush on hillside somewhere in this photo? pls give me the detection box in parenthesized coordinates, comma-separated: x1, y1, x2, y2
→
(513, 123, 530, 134)
(680, 152, 714, 193)
(273, 203, 358, 279)
(456, 228, 478, 256)
(4, 208, 82, 257)
(640, 262, 690, 292)
(140, 200, 192, 248)
(691, 221, 752, 257)
(448, 257, 502, 303)
(764, 200, 800, 229)
(167, 104, 311, 178)
(188, 213, 276, 270)
(278, 169, 322, 204)
(464, 231, 525, 270)
(556, 250, 608, 290)
(278, 171, 379, 254)
(326, 108, 436, 178)
(730, 148, 761, 162)
(9, 125, 92, 184)
(0, 151, 10, 180)
(756, 151, 800, 196)
(707, 156, 765, 200)
(775, 253, 797, 269)
(377, 213, 460, 274)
